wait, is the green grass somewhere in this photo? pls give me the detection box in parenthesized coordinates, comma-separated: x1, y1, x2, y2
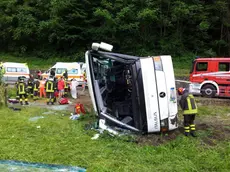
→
(173, 68, 190, 78)
(0, 105, 230, 171)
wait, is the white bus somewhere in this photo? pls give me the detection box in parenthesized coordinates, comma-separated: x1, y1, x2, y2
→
(85, 42, 178, 133)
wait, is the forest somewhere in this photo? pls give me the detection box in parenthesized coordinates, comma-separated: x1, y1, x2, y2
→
(0, 0, 230, 60)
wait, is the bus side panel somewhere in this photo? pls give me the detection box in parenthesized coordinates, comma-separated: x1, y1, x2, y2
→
(161, 56, 178, 130)
(85, 51, 97, 114)
(140, 58, 160, 132)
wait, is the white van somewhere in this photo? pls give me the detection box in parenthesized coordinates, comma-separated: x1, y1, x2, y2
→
(86, 42, 178, 134)
(42, 62, 86, 84)
(2, 62, 30, 84)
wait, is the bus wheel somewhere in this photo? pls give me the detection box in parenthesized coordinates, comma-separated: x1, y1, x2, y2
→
(201, 84, 216, 98)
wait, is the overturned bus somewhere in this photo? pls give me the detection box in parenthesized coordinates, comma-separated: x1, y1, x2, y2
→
(85, 42, 178, 134)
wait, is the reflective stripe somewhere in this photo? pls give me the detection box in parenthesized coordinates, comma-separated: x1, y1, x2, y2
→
(25, 99, 28, 101)
(190, 128, 196, 131)
(184, 95, 198, 115)
(18, 83, 25, 94)
(46, 81, 54, 92)
(184, 126, 190, 129)
(64, 81, 68, 88)
(190, 124, 195, 127)
(185, 130, 190, 132)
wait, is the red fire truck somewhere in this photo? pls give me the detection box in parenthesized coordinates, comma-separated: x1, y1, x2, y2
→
(189, 57, 230, 97)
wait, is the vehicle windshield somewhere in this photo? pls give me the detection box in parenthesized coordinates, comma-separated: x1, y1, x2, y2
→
(88, 52, 145, 131)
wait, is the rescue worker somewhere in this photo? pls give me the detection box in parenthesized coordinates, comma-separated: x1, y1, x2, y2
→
(15, 76, 22, 100)
(64, 78, 68, 97)
(82, 71, 87, 93)
(27, 74, 34, 98)
(63, 69, 68, 80)
(39, 78, 46, 98)
(50, 69, 55, 78)
(45, 76, 56, 105)
(17, 77, 29, 105)
(33, 78, 40, 101)
(36, 70, 42, 80)
(178, 87, 198, 137)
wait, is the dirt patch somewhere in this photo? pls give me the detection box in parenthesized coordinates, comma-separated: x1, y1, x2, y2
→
(136, 128, 183, 146)
(136, 120, 230, 147)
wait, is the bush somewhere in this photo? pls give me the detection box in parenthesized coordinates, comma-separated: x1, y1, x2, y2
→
(0, 84, 7, 107)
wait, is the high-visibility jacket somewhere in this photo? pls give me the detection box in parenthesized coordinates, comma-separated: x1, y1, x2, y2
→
(45, 80, 56, 93)
(33, 81, 40, 91)
(83, 72, 87, 82)
(64, 79, 68, 89)
(179, 92, 198, 115)
(18, 82, 26, 94)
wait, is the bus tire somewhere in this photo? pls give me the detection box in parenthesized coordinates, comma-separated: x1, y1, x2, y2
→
(201, 84, 217, 98)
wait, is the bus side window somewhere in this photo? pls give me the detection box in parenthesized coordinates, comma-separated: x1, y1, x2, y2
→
(196, 62, 208, 71)
(7, 67, 17, 72)
(218, 62, 230, 71)
(56, 68, 66, 74)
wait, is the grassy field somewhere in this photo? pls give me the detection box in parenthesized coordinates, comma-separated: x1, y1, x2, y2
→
(0, 53, 191, 77)
(0, 104, 230, 171)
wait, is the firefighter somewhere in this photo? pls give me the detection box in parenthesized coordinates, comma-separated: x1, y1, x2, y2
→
(82, 71, 87, 93)
(15, 76, 22, 100)
(178, 87, 198, 137)
(17, 77, 29, 105)
(27, 74, 34, 98)
(36, 70, 42, 80)
(45, 77, 56, 105)
(33, 78, 40, 101)
(63, 69, 68, 80)
(64, 78, 68, 97)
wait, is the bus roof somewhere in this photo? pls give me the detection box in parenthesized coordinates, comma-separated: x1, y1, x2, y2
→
(3, 62, 28, 68)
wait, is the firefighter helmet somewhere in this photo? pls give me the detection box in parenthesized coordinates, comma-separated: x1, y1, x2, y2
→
(177, 87, 185, 95)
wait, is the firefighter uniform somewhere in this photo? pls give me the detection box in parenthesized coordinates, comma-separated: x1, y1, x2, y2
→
(45, 78, 56, 105)
(82, 71, 87, 93)
(178, 87, 198, 137)
(63, 70, 68, 80)
(27, 75, 34, 98)
(17, 78, 29, 105)
(64, 79, 68, 97)
(33, 79, 40, 101)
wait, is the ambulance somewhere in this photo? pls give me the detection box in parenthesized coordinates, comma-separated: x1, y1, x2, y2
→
(1, 62, 30, 84)
(42, 62, 86, 84)
(85, 42, 178, 134)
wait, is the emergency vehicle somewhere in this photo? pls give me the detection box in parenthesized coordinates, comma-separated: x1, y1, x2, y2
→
(42, 62, 86, 84)
(85, 42, 178, 134)
(1, 62, 30, 84)
(189, 57, 230, 97)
